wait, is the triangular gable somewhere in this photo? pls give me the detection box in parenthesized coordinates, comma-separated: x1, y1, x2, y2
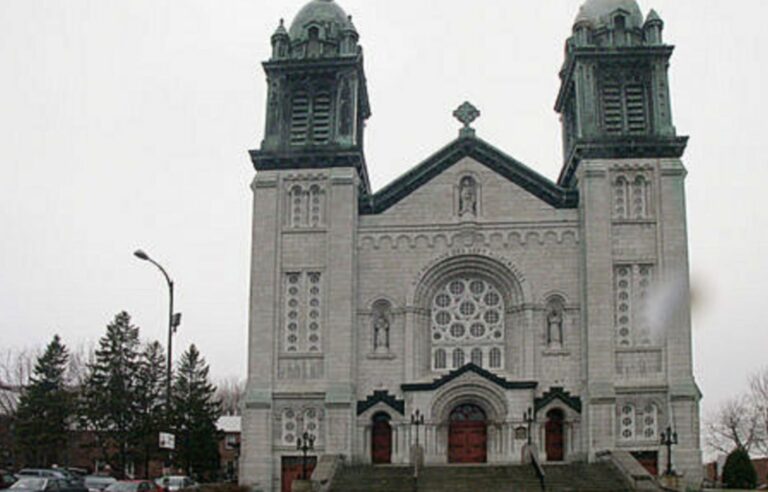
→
(356, 390, 405, 416)
(359, 135, 579, 215)
(401, 363, 538, 392)
(534, 386, 582, 414)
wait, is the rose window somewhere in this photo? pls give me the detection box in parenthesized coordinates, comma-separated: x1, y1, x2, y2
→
(430, 276, 505, 371)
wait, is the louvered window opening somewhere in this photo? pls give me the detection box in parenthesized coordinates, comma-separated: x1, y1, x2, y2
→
(601, 76, 648, 135)
(290, 89, 332, 146)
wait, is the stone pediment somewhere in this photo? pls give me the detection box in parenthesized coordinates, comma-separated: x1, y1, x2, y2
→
(359, 135, 578, 215)
(356, 390, 405, 416)
(534, 386, 582, 414)
(401, 363, 538, 392)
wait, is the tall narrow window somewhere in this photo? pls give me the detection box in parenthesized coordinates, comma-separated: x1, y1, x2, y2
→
(452, 348, 465, 369)
(601, 73, 648, 135)
(489, 348, 502, 369)
(312, 90, 332, 145)
(290, 91, 310, 146)
(434, 349, 447, 370)
(470, 348, 483, 367)
(619, 403, 636, 441)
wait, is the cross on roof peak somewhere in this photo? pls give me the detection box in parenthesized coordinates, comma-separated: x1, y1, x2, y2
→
(453, 101, 480, 137)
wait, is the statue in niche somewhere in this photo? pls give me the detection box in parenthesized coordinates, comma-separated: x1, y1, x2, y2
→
(373, 312, 390, 352)
(546, 307, 563, 347)
(458, 177, 477, 216)
(339, 79, 353, 136)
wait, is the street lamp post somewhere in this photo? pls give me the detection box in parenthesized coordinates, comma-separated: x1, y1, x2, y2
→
(523, 407, 534, 446)
(296, 432, 315, 480)
(410, 409, 425, 481)
(133, 249, 181, 412)
(660, 425, 678, 476)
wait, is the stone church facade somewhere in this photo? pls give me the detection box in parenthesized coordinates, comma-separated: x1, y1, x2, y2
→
(240, 0, 702, 490)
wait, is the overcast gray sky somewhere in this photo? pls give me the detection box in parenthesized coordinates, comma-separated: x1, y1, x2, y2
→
(1, 0, 766, 431)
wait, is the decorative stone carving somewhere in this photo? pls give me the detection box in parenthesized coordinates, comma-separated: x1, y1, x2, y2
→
(613, 170, 652, 220)
(371, 300, 392, 352)
(283, 271, 323, 354)
(614, 264, 654, 347)
(458, 176, 478, 217)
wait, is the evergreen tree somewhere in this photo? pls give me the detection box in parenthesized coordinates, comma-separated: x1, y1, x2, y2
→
(722, 446, 757, 489)
(170, 344, 222, 480)
(80, 311, 141, 477)
(14, 335, 71, 467)
(134, 341, 167, 478)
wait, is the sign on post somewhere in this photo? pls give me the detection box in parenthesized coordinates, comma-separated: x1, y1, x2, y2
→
(159, 432, 175, 450)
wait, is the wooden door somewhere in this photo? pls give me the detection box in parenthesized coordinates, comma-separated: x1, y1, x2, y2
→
(281, 456, 316, 492)
(448, 404, 487, 463)
(631, 451, 659, 476)
(545, 409, 565, 462)
(371, 413, 392, 464)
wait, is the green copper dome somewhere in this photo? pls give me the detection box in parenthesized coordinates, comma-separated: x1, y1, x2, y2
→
(575, 0, 644, 28)
(289, 0, 354, 41)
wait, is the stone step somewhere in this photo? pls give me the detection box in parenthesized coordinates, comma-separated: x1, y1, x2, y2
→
(330, 463, 633, 492)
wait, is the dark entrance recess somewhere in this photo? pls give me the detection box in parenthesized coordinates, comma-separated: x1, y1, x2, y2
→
(371, 412, 393, 464)
(631, 450, 659, 476)
(545, 409, 565, 461)
(448, 403, 487, 463)
(281, 456, 317, 492)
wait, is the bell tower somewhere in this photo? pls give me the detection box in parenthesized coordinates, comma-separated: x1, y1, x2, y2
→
(555, 0, 687, 186)
(251, 0, 372, 193)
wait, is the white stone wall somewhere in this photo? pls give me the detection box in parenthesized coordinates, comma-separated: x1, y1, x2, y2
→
(241, 154, 701, 490)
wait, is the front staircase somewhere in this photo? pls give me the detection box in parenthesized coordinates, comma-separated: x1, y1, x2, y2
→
(329, 462, 634, 492)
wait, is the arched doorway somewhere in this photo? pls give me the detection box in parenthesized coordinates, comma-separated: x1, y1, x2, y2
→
(448, 404, 487, 463)
(545, 409, 565, 462)
(371, 413, 392, 464)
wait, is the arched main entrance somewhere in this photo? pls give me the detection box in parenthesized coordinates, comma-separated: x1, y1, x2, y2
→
(545, 409, 565, 462)
(448, 404, 487, 463)
(371, 413, 392, 464)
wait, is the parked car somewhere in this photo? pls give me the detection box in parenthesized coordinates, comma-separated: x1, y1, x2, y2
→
(152, 477, 196, 492)
(105, 481, 160, 492)
(10, 477, 86, 492)
(83, 477, 116, 492)
(0, 470, 17, 490)
(15, 471, 68, 481)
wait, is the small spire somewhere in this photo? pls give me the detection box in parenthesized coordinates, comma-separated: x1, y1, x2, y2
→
(453, 102, 480, 138)
(273, 18, 289, 37)
(645, 9, 663, 24)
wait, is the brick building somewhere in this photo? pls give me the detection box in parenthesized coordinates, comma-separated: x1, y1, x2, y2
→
(240, 0, 703, 490)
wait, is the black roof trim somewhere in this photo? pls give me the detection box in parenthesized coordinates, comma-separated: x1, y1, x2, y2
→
(401, 363, 538, 392)
(356, 390, 405, 416)
(359, 136, 578, 215)
(558, 136, 688, 187)
(534, 386, 582, 414)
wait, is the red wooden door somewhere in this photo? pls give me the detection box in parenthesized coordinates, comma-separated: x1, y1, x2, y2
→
(371, 414, 392, 464)
(281, 457, 316, 492)
(448, 404, 487, 463)
(631, 451, 659, 476)
(545, 410, 565, 462)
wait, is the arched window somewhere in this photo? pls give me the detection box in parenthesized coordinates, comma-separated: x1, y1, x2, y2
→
(489, 348, 502, 369)
(614, 176, 629, 219)
(308, 184, 324, 226)
(434, 349, 447, 369)
(470, 348, 483, 367)
(632, 175, 650, 219)
(619, 403, 636, 441)
(289, 185, 306, 227)
(452, 348, 465, 369)
(641, 403, 658, 440)
(430, 276, 505, 371)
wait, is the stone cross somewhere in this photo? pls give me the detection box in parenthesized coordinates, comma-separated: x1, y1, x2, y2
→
(453, 101, 480, 137)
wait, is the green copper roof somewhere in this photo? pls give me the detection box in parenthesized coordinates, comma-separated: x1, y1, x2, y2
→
(289, 0, 354, 40)
(575, 0, 644, 29)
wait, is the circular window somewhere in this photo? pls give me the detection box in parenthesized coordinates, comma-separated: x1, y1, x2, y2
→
(435, 294, 451, 307)
(470, 323, 485, 338)
(309, 322, 319, 331)
(449, 280, 465, 295)
(459, 301, 476, 316)
(450, 323, 466, 338)
(484, 310, 500, 324)
(469, 280, 485, 295)
(484, 292, 500, 306)
(435, 311, 451, 325)
(288, 323, 298, 332)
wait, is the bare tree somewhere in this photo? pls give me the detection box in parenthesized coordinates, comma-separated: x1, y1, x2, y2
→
(749, 367, 768, 456)
(215, 377, 245, 416)
(0, 347, 36, 415)
(705, 395, 763, 455)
